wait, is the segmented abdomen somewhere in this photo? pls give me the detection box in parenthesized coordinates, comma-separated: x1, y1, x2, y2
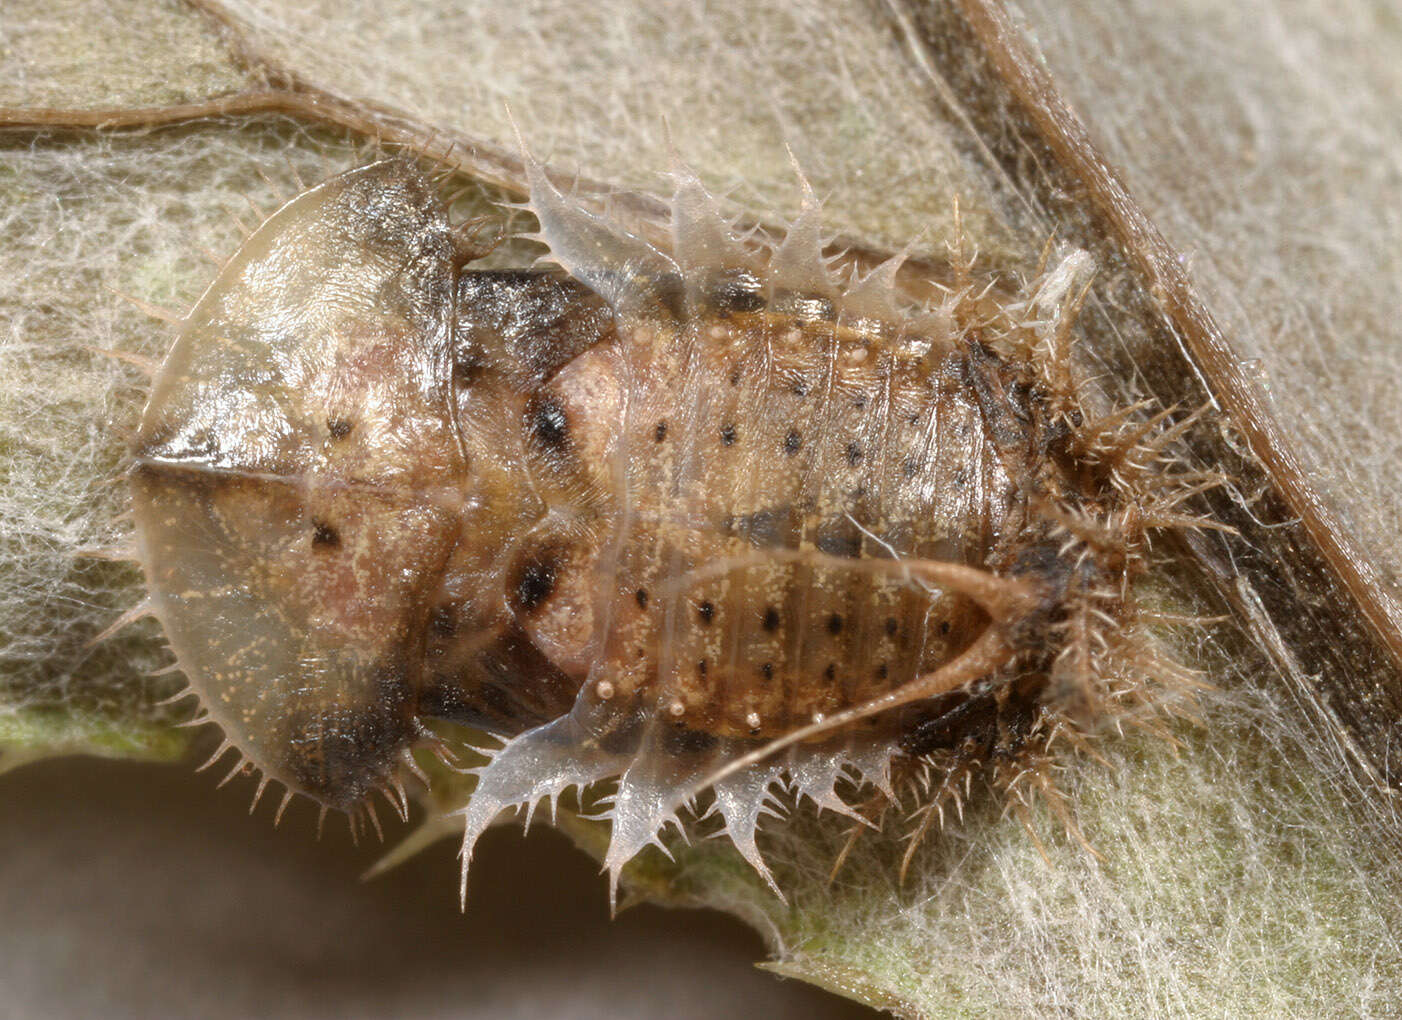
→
(508, 296, 1019, 746)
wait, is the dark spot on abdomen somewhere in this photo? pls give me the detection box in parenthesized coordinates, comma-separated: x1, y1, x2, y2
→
(531, 397, 569, 448)
(663, 725, 720, 755)
(815, 519, 863, 559)
(707, 268, 766, 314)
(509, 550, 559, 613)
(724, 505, 801, 549)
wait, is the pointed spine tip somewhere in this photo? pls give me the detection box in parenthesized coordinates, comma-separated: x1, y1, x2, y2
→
(274, 790, 295, 828)
(194, 739, 231, 772)
(100, 286, 184, 327)
(87, 599, 157, 647)
(216, 755, 249, 789)
(363, 800, 385, 842)
(73, 543, 140, 563)
(248, 774, 271, 814)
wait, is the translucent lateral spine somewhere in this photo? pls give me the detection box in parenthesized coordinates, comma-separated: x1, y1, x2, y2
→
(766, 154, 838, 297)
(667, 163, 751, 277)
(519, 148, 678, 315)
(840, 245, 912, 323)
(787, 740, 870, 822)
(707, 760, 787, 896)
(600, 752, 692, 904)
(87, 599, 155, 646)
(456, 715, 633, 908)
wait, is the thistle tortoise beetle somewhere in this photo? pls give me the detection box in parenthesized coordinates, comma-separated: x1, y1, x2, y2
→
(130, 154, 1205, 899)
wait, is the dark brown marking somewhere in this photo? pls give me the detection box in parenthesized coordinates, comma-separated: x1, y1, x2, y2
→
(815, 521, 863, 559)
(452, 351, 483, 386)
(279, 657, 416, 809)
(708, 268, 766, 314)
(726, 506, 801, 549)
(532, 397, 569, 448)
(453, 269, 616, 386)
(510, 553, 558, 613)
(663, 726, 719, 754)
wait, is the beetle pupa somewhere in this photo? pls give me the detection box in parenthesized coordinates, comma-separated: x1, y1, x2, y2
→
(131, 153, 1207, 898)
